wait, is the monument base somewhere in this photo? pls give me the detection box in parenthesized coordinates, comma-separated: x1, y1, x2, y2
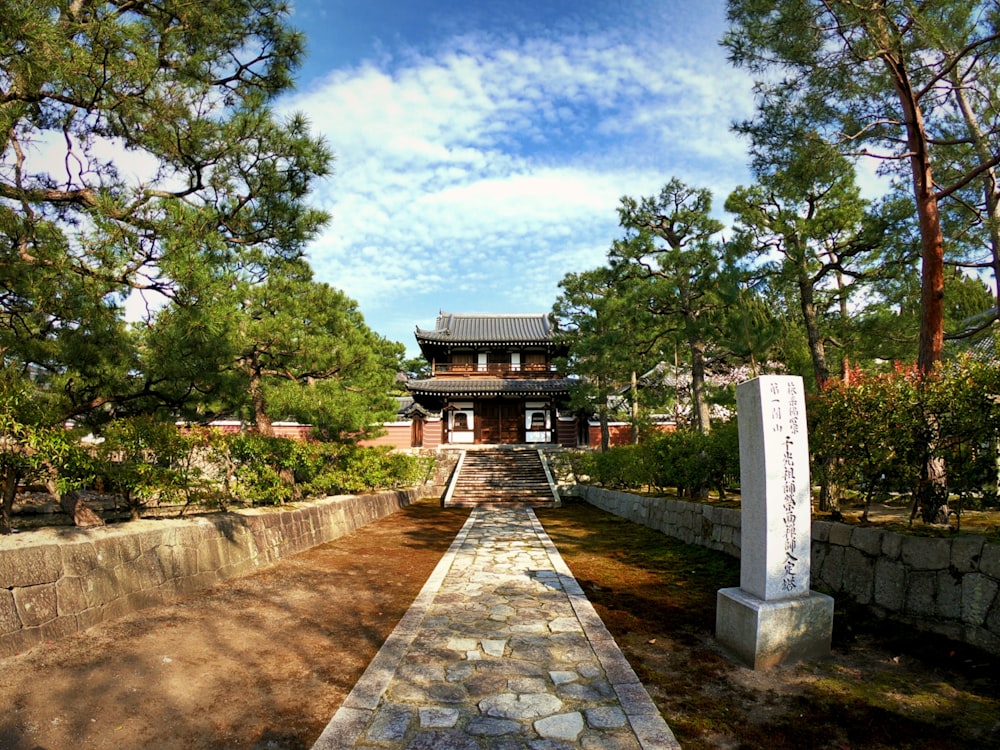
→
(716, 587, 834, 670)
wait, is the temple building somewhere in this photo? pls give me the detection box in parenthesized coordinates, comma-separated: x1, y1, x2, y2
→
(403, 312, 579, 447)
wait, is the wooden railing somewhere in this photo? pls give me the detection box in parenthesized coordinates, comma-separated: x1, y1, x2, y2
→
(432, 362, 561, 378)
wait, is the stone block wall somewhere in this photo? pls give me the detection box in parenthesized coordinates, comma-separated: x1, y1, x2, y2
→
(0, 488, 426, 659)
(569, 485, 742, 558)
(567, 485, 1000, 655)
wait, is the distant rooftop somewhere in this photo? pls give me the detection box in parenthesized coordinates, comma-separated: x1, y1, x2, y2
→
(415, 312, 555, 346)
(406, 377, 572, 398)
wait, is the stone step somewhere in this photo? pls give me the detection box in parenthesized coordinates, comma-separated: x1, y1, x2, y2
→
(446, 448, 557, 508)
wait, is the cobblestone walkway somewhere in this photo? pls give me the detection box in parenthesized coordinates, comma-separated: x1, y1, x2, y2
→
(312, 506, 679, 749)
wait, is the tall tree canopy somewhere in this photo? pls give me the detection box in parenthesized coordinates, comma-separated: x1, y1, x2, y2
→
(725, 137, 885, 389)
(724, 0, 1000, 371)
(612, 180, 731, 434)
(1, 0, 331, 423)
(146, 270, 404, 438)
(552, 265, 661, 450)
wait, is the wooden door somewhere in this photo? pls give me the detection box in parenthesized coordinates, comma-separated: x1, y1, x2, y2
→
(477, 402, 500, 443)
(476, 401, 523, 443)
(499, 405, 521, 442)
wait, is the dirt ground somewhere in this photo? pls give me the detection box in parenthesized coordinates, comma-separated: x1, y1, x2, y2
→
(0, 500, 471, 750)
(1, 497, 999, 750)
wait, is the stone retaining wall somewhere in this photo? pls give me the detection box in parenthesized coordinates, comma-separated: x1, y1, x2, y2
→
(567, 485, 1000, 655)
(0, 488, 427, 659)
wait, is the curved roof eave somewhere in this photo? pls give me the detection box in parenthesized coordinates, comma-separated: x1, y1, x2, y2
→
(406, 378, 572, 398)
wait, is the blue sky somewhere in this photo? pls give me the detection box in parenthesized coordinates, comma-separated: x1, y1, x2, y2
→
(280, 0, 755, 355)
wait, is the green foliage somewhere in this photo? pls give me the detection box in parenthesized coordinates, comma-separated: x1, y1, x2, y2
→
(613, 180, 734, 434)
(553, 179, 772, 442)
(552, 264, 657, 446)
(306, 445, 433, 496)
(725, 139, 884, 390)
(88, 427, 433, 513)
(97, 417, 200, 519)
(2, 412, 433, 524)
(810, 357, 1000, 519)
(215, 435, 431, 506)
(2, 0, 331, 426)
(724, 0, 1000, 370)
(549, 450, 595, 486)
(145, 271, 403, 439)
(168, 426, 232, 513)
(643, 423, 740, 497)
(0, 368, 98, 531)
(703, 420, 741, 496)
(566, 424, 740, 498)
(225, 433, 311, 505)
(398, 357, 432, 383)
(591, 445, 647, 490)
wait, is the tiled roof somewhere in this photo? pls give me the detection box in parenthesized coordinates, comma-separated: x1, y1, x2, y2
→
(414, 312, 554, 345)
(406, 378, 572, 398)
(399, 400, 432, 417)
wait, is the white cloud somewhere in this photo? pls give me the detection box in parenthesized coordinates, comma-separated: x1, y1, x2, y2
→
(283, 14, 754, 349)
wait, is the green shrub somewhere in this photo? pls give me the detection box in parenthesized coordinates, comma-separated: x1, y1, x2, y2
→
(109, 431, 434, 509)
(642, 427, 738, 497)
(809, 356, 1000, 520)
(550, 450, 596, 484)
(307, 445, 431, 495)
(593, 444, 646, 489)
(224, 433, 297, 505)
(704, 420, 740, 497)
(98, 416, 197, 519)
(572, 425, 739, 498)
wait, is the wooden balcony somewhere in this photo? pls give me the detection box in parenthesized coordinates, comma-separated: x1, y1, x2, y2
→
(431, 362, 562, 378)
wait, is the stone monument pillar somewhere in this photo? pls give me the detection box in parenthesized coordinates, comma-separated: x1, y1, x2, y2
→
(716, 375, 834, 670)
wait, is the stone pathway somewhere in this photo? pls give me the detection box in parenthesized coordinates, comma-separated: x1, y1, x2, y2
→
(311, 506, 679, 749)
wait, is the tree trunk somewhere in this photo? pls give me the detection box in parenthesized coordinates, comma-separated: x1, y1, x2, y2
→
(126, 491, 142, 522)
(796, 251, 829, 389)
(951, 81, 1000, 307)
(995, 435, 1000, 504)
(630, 370, 640, 445)
(1, 469, 19, 535)
(879, 53, 944, 370)
(248, 367, 274, 436)
(689, 337, 711, 435)
(599, 406, 610, 452)
(878, 42, 947, 504)
(915, 180, 945, 372)
(818, 473, 839, 513)
(836, 269, 851, 381)
(674, 344, 682, 426)
(910, 454, 948, 525)
(598, 374, 610, 451)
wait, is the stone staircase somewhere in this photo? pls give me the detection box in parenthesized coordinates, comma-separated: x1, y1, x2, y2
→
(444, 448, 560, 508)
